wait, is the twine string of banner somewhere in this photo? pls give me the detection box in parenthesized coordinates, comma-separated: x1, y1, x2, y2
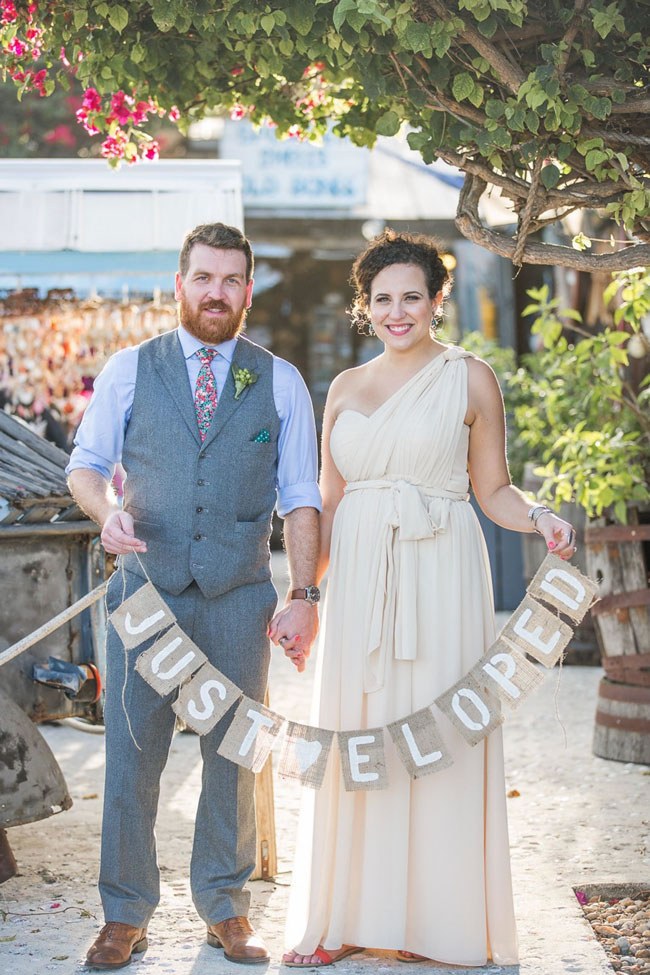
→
(109, 553, 169, 753)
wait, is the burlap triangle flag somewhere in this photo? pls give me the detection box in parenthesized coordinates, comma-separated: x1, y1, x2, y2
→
(500, 593, 573, 667)
(472, 638, 544, 710)
(387, 706, 453, 779)
(435, 671, 503, 746)
(277, 722, 334, 788)
(134, 623, 207, 695)
(528, 552, 599, 623)
(217, 695, 285, 773)
(337, 727, 388, 792)
(109, 581, 174, 649)
(172, 661, 241, 735)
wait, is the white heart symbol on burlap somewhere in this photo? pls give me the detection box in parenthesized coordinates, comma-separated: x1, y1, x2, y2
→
(294, 738, 322, 773)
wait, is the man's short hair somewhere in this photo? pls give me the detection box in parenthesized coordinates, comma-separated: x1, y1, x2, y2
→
(179, 223, 254, 281)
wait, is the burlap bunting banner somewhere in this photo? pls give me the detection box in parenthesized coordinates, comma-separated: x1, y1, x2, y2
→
(387, 706, 453, 779)
(500, 593, 574, 667)
(106, 553, 599, 790)
(109, 581, 174, 649)
(278, 722, 334, 788)
(527, 553, 598, 623)
(172, 661, 241, 734)
(435, 671, 504, 747)
(135, 623, 208, 695)
(472, 638, 545, 710)
(217, 696, 286, 773)
(337, 727, 388, 792)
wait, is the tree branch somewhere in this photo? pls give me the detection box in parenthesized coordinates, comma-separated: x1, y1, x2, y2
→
(421, 0, 526, 94)
(455, 175, 650, 271)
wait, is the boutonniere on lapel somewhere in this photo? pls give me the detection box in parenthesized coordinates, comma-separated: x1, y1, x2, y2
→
(232, 365, 258, 400)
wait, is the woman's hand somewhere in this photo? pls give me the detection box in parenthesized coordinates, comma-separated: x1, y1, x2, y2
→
(534, 511, 577, 560)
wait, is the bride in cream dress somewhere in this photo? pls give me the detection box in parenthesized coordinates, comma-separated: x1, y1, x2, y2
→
(282, 231, 576, 969)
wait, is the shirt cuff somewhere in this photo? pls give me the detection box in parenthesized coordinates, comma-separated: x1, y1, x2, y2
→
(65, 452, 113, 482)
(277, 482, 322, 518)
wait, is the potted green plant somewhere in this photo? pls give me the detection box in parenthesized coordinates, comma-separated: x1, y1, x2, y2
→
(499, 268, 650, 764)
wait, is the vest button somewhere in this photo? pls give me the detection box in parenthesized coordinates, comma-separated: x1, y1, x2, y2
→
(196, 506, 203, 513)
(197, 479, 205, 486)
(193, 533, 202, 541)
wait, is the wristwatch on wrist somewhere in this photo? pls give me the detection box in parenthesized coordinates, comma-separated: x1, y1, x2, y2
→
(291, 586, 321, 606)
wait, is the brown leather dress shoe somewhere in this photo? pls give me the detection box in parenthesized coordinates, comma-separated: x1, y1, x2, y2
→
(86, 922, 148, 969)
(207, 916, 270, 965)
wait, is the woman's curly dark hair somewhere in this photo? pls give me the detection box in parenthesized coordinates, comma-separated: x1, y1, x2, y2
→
(349, 229, 452, 332)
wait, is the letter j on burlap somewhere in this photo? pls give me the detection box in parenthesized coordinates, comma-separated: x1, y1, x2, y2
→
(277, 722, 334, 788)
(109, 581, 174, 649)
(337, 728, 388, 792)
(387, 706, 453, 779)
(217, 696, 286, 773)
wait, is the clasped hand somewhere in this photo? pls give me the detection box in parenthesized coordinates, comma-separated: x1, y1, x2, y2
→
(268, 600, 319, 673)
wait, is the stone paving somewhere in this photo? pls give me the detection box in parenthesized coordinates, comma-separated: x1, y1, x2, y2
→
(1, 554, 648, 974)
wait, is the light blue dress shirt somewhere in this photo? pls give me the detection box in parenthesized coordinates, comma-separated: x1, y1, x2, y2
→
(66, 325, 322, 517)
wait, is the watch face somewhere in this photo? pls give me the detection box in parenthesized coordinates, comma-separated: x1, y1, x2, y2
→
(305, 586, 320, 604)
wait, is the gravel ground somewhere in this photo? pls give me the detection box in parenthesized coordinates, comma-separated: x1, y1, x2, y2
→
(577, 889, 650, 974)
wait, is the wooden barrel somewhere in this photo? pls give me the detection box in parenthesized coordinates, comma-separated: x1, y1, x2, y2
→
(593, 679, 650, 764)
(585, 511, 650, 764)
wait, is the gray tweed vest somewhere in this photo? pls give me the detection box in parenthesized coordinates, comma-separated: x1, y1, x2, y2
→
(120, 330, 280, 598)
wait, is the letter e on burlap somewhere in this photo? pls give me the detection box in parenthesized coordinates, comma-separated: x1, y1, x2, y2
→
(435, 671, 503, 746)
(277, 722, 334, 788)
(387, 707, 453, 779)
(109, 581, 174, 649)
(172, 661, 241, 734)
(528, 553, 598, 623)
(474, 638, 544, 710)
(501, 593, 573, 667)
(337, 728, 388, 792)
(217, 696, 285, 773)
(135, 624, 208, 694)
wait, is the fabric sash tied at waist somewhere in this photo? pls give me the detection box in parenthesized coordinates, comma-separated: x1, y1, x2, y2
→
(343, 479, 468, 693)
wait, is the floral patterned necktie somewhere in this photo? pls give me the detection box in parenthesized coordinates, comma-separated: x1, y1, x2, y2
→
(194, 347, 218, 441)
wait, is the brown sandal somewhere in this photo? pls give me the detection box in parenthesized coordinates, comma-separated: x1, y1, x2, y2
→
(396, 949, 428, 963)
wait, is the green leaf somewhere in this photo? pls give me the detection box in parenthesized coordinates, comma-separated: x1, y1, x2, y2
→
(403, 21, 433, 54)
(541, 163, 560, 189)
(73, 7, 88, 30)
(451, 72, 475, 103)
(107, 4, 128, 33)
(375, 110, 401, 136)
(260, 13, 275, 35)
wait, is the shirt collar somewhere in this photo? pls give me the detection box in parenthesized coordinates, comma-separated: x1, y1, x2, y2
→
(177, 324, 238, 364)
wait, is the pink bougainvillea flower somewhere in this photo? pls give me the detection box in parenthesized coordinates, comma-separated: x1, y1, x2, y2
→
(574, 890, 588, 905)
(141, 140, 159, 161)
(229, 104, 246, 121)
(7, 37, 25, 56)
(1, 1, 18, 25)
(82, 88, 102, 112)
(230, 66, 244, 77)
(168, 105, 180, 122)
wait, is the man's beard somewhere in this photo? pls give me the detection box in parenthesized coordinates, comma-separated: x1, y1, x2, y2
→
(179, 295, 247, 344)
